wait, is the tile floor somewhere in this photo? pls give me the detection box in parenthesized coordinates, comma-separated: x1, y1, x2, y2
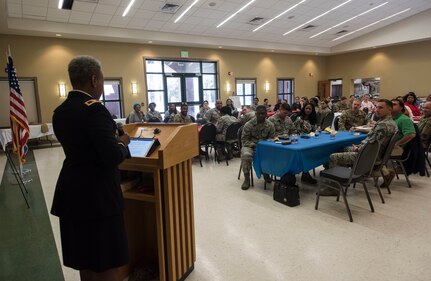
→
(2, 147, 431, 281)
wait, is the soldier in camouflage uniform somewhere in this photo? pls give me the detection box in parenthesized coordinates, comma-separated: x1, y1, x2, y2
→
(239, 105, 256, 125)
(329, 99, 397, 168)
(172, 104, 193, 123)
(145, 102, 163, 121)
(268, 103, 295, 135)
(338, 99, 370, 131)
(418, 101, 431, 149)
(333, 96, 349, 112)
(216, 106, 239, 160)
(205, 100, 222, 124)
(294, 103, 318, 134)
(241, 105, 275, 190)
(251, 97, 260, 111)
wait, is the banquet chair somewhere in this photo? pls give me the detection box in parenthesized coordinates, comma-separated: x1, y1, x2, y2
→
(221, 122, 242, 166)
(333, 115, 340, 131)
(237, 126, 254, 187)
(390, 147, 412, 188)
(372, 131, 399, 198)
(315, 140, 380, 222)
(198, 123, 218, 167)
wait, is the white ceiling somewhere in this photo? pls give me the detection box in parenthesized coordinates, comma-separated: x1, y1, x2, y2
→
(2, 0, 431, 54)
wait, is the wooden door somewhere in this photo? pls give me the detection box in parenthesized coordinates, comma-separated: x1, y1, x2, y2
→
(317, 80, 330, 100)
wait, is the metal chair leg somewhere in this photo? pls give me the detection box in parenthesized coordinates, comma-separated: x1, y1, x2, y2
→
(362, 182, 375, 212)
(339, 184, 353, 222)
(380, 169, 391, 194)
(238, 163, 242, 180)
(399, 162, 412, 188)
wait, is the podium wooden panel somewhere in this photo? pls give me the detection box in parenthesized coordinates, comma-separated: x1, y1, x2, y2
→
(118, 123, 198, 281)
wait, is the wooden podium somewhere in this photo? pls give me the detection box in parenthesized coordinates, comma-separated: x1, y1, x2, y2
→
(118, 123, 198, 281)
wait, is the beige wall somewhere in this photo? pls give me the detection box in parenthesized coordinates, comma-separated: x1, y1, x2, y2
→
(0, 34, 327, 122)
(327, 40, 431, 99)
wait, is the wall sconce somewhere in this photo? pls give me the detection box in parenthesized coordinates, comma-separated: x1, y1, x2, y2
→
(131, 82, 138, 95)
(58, 82, 66, 97)
(226, 81, 231, 93)
(264, 81, 270, 93)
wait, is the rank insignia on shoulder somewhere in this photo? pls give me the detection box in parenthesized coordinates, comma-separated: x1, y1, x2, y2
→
(85, 99, 101, 106)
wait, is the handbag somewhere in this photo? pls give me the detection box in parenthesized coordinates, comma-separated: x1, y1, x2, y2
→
(273, 173, 300, 207)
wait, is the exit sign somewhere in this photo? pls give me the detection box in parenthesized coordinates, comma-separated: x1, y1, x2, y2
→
(180, 51, 189, 58)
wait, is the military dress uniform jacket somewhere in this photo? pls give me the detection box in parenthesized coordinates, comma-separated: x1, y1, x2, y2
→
(51, 90, 129, 220)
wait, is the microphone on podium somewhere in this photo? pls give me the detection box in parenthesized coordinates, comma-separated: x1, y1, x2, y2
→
(116, 123, 131, 158)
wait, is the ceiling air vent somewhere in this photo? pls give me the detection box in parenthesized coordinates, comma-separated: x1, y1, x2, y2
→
(335, 29, 348, 34)
(300, 24, 317, 31)
(160, 3, 181, 14)
(247, 17, 265, 25)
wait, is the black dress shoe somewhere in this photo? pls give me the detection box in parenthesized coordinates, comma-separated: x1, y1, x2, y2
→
(301, 172, 317, 184)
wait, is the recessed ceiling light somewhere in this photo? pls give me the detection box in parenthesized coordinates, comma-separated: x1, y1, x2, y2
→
(148, 41, 153, 43)
(372, 46, 377, 48)
(333, 8, 411, 41)
(284, 0, 352, 36)
(271, 50, 275, 52)
(253, 0, 306, 32)
(55, 33, 62, 37)
(218, 46, 223, 48)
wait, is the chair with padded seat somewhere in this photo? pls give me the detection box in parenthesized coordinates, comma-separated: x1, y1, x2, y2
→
(198, 123, 218, 167)
(315, 140, 380, 222)
(320, 112, 334, 129)
(220, 122, 242, 166)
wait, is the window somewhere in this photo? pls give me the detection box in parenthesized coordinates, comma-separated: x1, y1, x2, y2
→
(236, 79, 256, 107)
(277, 79, 294, 104)
(101, 79, 124, 118)
(145, 59, 219, 116)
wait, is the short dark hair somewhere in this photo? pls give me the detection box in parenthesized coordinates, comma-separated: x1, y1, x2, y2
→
(391, 98, 404, 111)
(149, 102, 156, 107)
(68, 55, 102, 88)
(181, 103, 188, 109)
(255, 105, 266, 112)
(340, 96, 347, 100)
(264, 98, 268, 102)
(220, 106, 232, 115)
(377, 99, 393, 108)
(280, 103, 291, 111)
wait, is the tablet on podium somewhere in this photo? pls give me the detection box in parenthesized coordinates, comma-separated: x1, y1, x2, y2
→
(128, 138, 160, 157)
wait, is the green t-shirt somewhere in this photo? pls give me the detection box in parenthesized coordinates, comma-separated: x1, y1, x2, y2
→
(393, 113, 415, 139)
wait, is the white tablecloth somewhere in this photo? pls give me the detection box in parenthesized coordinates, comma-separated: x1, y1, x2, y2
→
(0, 123, 55, 150)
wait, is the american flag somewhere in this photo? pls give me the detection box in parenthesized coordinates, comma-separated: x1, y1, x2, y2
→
(7, 52, 30, 165)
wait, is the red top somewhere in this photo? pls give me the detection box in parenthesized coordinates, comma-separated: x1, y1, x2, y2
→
(405, 103, 421, 116)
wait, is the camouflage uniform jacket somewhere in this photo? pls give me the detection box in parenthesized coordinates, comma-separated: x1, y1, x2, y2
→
(172, 113, 193, 123)
(317, 107, 331, 120)
(240, 111, 255, 125)
(359, 115, 397, 159)
(268, 114, 295, 135)
(333, 102, 349, 112)
(146, 110, 162, 121)
(241, 118, 275, 149)
(338, 109, 370, 131)
(418, 116, 431, 149)
(205, 108, 221, 124)
(294, 117, 315, 134)
(216, 115, 238, 135)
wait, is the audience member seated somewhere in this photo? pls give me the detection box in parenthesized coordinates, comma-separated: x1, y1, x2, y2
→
(172, 103, 193, 123)
(263, 98, 271, 111)
(418, 101, 431, 149)
(145, 102, 162, 121)
(360, 94, 375, 113)
(205, 100, 222, 124)
(317, 100, 331, 125)
(293, 102, 318, 184)
(322, 99, 397, 195)
(251, 97, 260, 111)
(128, 103, 146, 123)
(338, 99, 370, 131)
(240, 105, 275, 190)
(239, 105, 255, 125)
(198, 100, 210, 118)
(164, 103, 178, 123)
(273, 99, 282, 112)
(216, 106, 239, 160)
(348, 94, 355, 108)
(291, 96, 302, 113)
(268, 103, 295, 135)
(226, 98, 238, 118)
(333, 96, 349, 112)
(403, 92, 421, 117)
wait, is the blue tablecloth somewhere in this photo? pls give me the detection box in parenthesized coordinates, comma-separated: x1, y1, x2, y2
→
(253, 131, 367, 177)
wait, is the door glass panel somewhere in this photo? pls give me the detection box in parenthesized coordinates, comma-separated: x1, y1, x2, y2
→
(203, 90, 217, 108)
(202, 62, 216, 73)
(185, 77, 200, 103)
(166, 77, 181, 103)
(164, 61, 200, 73)
(202, 74, 216, 89)
(148, 91, 165, 114)
(147, 74, 164, 90)
(145, 60, 162, 73)
(103, 83, 120, 100)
